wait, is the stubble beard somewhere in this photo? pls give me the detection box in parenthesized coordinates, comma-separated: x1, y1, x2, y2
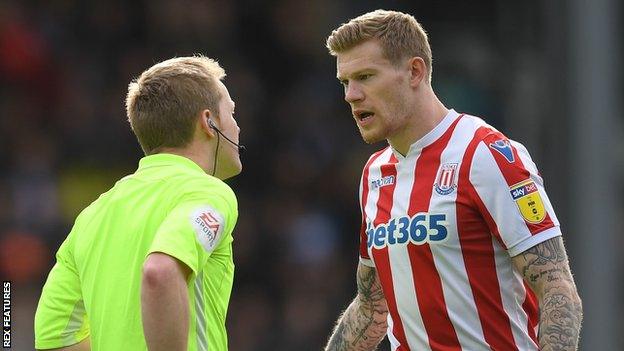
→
(359, 125, 386, 145)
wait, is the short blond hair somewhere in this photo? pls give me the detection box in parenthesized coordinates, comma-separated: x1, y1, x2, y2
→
(326, 10, 432, 83)
(126, 55, 226, 155)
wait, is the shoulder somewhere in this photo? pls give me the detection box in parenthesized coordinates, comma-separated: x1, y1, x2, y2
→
(458, 113, 505, 145)
(362, 146, 392, 172)
(175, 174, 237, 209)
(459, 118, 543, 201)
(455, 114, 531, 168)
(169, 174, 239, 232)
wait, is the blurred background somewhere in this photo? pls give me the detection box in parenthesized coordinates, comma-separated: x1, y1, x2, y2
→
(1, 0, 621, 350)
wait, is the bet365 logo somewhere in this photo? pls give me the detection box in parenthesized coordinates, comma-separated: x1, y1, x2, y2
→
(366, 213, 449, 249)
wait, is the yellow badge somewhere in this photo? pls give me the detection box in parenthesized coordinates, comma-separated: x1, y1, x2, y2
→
(509, 180, 546, 224)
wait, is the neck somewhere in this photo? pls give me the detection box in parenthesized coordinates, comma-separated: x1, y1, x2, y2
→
(388, 87, 448, 156)
(158, 144, 214, 175)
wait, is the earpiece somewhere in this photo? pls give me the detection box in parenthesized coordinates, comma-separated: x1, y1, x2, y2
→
(207, 118, 246, 153)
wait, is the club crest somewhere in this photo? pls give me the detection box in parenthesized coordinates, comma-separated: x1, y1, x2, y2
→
(434, 163, 458, 195)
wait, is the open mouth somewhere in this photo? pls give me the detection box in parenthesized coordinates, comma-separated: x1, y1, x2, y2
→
(355, 110, 375, 122)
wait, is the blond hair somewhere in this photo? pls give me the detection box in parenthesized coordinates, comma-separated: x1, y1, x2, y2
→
(126, 55, 226, 155)
(326, 10, 432, 83)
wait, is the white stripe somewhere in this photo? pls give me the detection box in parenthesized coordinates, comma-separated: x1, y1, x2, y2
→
(428, 117, 487, 349)
(491, 236, 539, 350)
(387, 150, 431, 351)
(387, 313, 400, 351)
(61, 299, 86, 345)
(470, 142, 534, 249)
(195, 271, 208, 351)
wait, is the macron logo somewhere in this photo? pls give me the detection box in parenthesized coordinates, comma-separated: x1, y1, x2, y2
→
(371, 175, 395, 190)
(489, 139, 515, 163)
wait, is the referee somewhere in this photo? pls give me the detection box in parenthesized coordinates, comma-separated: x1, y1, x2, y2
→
(35, 56, 242, 351)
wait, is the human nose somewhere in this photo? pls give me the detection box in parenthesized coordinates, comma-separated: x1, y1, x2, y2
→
(344, 83, 364, 103)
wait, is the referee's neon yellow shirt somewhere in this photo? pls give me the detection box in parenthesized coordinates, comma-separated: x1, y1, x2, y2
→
(35, 153, 238, 351)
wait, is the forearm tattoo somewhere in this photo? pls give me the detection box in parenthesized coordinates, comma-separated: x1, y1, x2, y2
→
(515, 237, 583, 351)
(326, 265, 388, 351)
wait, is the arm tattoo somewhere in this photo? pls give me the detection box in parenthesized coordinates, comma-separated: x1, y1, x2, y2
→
(521, 238, 566, 282)
(356, 264, 386, 304)
(325, 264, 388, 351)
(514, 237, 583, 351)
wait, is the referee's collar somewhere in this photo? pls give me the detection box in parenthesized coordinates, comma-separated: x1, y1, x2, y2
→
(138, 153, 205, 173)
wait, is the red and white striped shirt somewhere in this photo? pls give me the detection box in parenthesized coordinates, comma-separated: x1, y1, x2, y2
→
(359, 109, 561, 351)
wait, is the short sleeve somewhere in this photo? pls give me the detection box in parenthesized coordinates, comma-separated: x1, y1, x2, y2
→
(469, 133, 561, 256)
(35, 239, 90, 349)
(148, 195, 232, 276)
(359, 224, 375, 268)
(359, 164, 375, 268)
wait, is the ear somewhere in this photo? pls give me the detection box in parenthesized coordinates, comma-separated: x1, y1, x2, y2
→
(199, 109, 217, 138)
(407, 56, 427, 88)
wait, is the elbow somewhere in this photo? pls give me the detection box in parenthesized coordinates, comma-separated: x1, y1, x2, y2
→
(566, 282, 583, 318)
(540, 282, 584, 323)
(142, 255, 182, 290)
(142, 262, 169, 290)
(574, 290, 583, 320)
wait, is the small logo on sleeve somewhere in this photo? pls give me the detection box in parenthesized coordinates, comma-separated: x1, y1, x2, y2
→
(489, 139, 515, 163)
(190, 206, 225, 253)
(434, 163, 458, 195)
(510, 180, 546, 224)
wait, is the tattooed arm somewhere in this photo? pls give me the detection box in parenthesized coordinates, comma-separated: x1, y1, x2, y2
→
(325, 263, 389, 351)
(512, 236, 583, 351)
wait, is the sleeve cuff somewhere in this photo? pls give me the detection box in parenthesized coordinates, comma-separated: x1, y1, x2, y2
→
(35, 332, 89, 350)
(507, 226, 562, 257)
(359, 256, 375, 267)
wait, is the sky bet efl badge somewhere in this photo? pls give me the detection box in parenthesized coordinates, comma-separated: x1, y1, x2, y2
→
(510, 179, 546, 223)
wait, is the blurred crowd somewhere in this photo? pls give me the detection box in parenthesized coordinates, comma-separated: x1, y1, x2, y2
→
(0, 1, 553, 350)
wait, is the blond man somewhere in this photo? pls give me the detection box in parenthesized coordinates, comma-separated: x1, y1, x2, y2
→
(325, 10, 582, 351)
(35, 56, 242, 351)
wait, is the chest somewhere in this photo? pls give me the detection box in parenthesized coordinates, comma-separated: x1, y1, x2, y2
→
(362, 158, 483, 256)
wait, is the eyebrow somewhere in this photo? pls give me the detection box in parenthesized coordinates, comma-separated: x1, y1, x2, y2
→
(337, 68, 375, 81)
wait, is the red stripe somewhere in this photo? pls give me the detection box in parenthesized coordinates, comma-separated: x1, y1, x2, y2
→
(373, 153, 398, 226)
(522, 282, 539, 345)
(466, 184, 508, 249)
(406, 116, 462, 351)
(370, 152, 411, 350)
(457, 126, 518, 350)
(359, 148, 389, 260)
(483, 132, 555, 235)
